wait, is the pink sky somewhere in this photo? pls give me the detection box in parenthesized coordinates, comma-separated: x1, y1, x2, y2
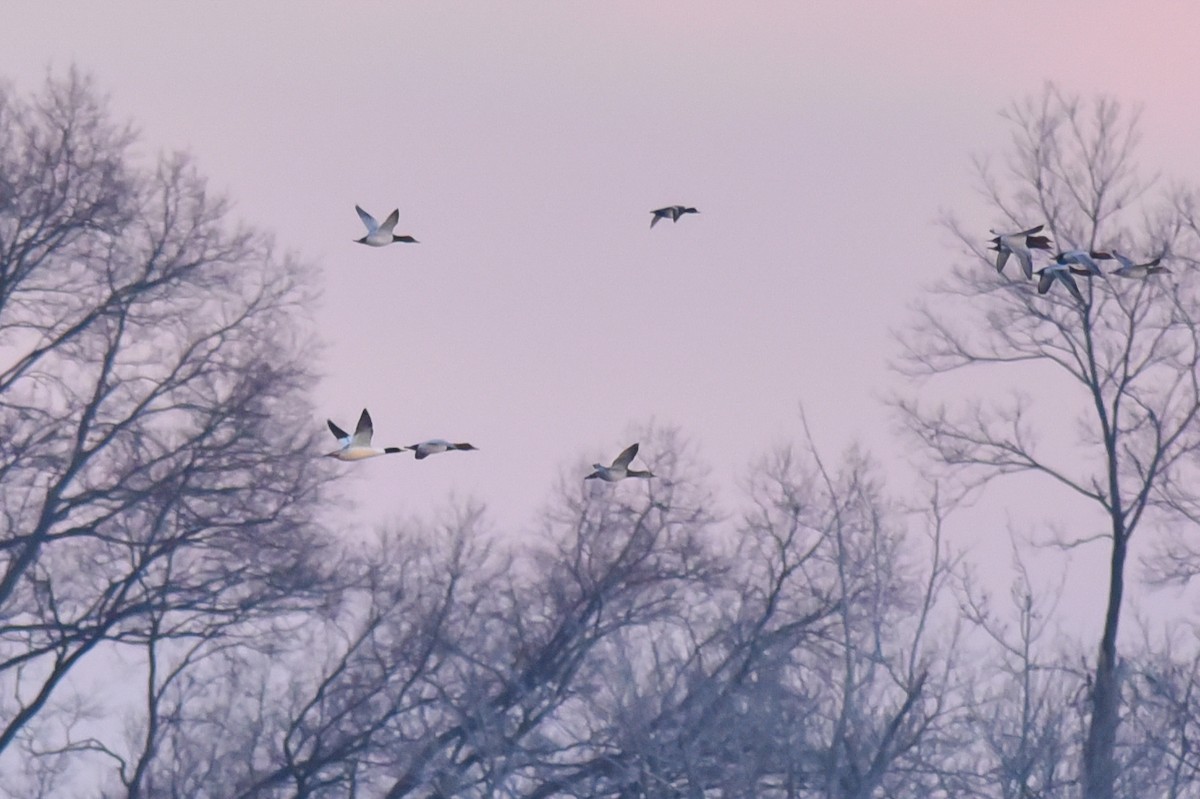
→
(4, 2, 1200, 636)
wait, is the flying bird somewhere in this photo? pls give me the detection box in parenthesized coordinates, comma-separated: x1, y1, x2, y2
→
(354, 206, 418, 247)
(988, 224, 1052, 279)
(1053, 250, 1113, 277)
(1035, 262, 1087, 305)
(650, 205, 699, 228)
(406, 439, 479, 460)
(585, 442, 654, 482)
(325, 409, 406, 461)
(1110, 251, 1170, 279)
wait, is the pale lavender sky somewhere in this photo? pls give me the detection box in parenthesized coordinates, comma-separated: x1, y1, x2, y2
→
(4, 3, 1200, 628)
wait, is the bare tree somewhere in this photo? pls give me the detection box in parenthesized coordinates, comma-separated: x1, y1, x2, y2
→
(98, 410, 966, 799)
(0, 70, 333, 794)
(374, 429, 723, 799)
(718, 440, 958, 799)
(138, 429, 724, 799)
(951, 551, 1084, 799)
(231, 506, 500, 799)
(897, 84, 1200, 799)
(1123, 632, 1200, 798)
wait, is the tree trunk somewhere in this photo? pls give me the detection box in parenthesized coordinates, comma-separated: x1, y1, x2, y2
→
(1081, 530, 1126, 799)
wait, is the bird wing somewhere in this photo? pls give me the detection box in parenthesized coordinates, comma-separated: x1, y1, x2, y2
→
(1111, 251, 1134, 270)
(328, 419, 350, 443)
(994, 248, 1011, 274)
(611, 442, 640, 469)
(650, 209, 667, 228)
(352, 409, 374, 447)
(1037, 270, 1053, 295)
(1076, 253, 1102, 275)
(356, 205, 379, 234)
(990, 224, 1043, 238)
(378, 209, 400, 235)
(1059, 271, 1085, 304)
(1015, 248, 1033, 280)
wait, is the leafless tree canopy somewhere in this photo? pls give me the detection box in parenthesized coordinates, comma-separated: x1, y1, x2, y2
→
(5, 73, 1200, 799)
(0, 71, 334, 794)
(897, 84, 1200, 799)
(105, 428, 953, 799)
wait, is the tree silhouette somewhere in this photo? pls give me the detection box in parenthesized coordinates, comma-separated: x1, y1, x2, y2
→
(0, 71, 333, 794)
(129, 428, 958, 798)
(19, 68, 1200, 799)
(898, 84, 1200, 799)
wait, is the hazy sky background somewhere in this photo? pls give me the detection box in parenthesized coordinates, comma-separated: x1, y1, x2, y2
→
(4, 2, 1200, 637)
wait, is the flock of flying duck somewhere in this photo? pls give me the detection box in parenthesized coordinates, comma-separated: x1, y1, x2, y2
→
(321, 204, 696, 481)
(987, 224, 1170, 304)
(331, 213, 1174, 477)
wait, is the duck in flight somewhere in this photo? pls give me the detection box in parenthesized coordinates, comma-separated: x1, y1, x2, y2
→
(1035, 262, 1088, 305)
(1053, 250, 1113, 277)
(585, 442, 654, 482)
(1110, 251, 1170, 279)
(354, 206, 418, 247)
(988, 224, 1052, 279)
(325, 409, 406, 460)
(650, 205, 699, 229)
(406, 439, 479, 460)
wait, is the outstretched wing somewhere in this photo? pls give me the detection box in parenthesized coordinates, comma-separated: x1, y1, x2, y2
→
(327, 419, 350, 443)
(1060, 272, 1085, 304)
(1036, 270, 1053, 295)
(990, 224, 1043, 237)
(378, 209, 400, 235)
(352, 409, 374, 447)
(994, 248, 1011, 274)
(611, 442, 639, 469)
(1015, 248, 1033, 280)
(355, 205, 379, 234)
(650, 208, 667, 228)
(1076, 253, 1103, 275)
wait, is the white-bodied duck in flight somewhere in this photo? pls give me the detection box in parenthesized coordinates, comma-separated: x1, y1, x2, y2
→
(585, 442, 654, 482)
(1035, 262, 1088, 305)
(988, 224, 1052, 279)
(1053, 250, 1113, 277)
(650, 205, 699, 229)
(1110, 251, 1170, 279)
(325, 409, 406, 461)
(406, 439, 479, 460)
(354, 206, 418, 247)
